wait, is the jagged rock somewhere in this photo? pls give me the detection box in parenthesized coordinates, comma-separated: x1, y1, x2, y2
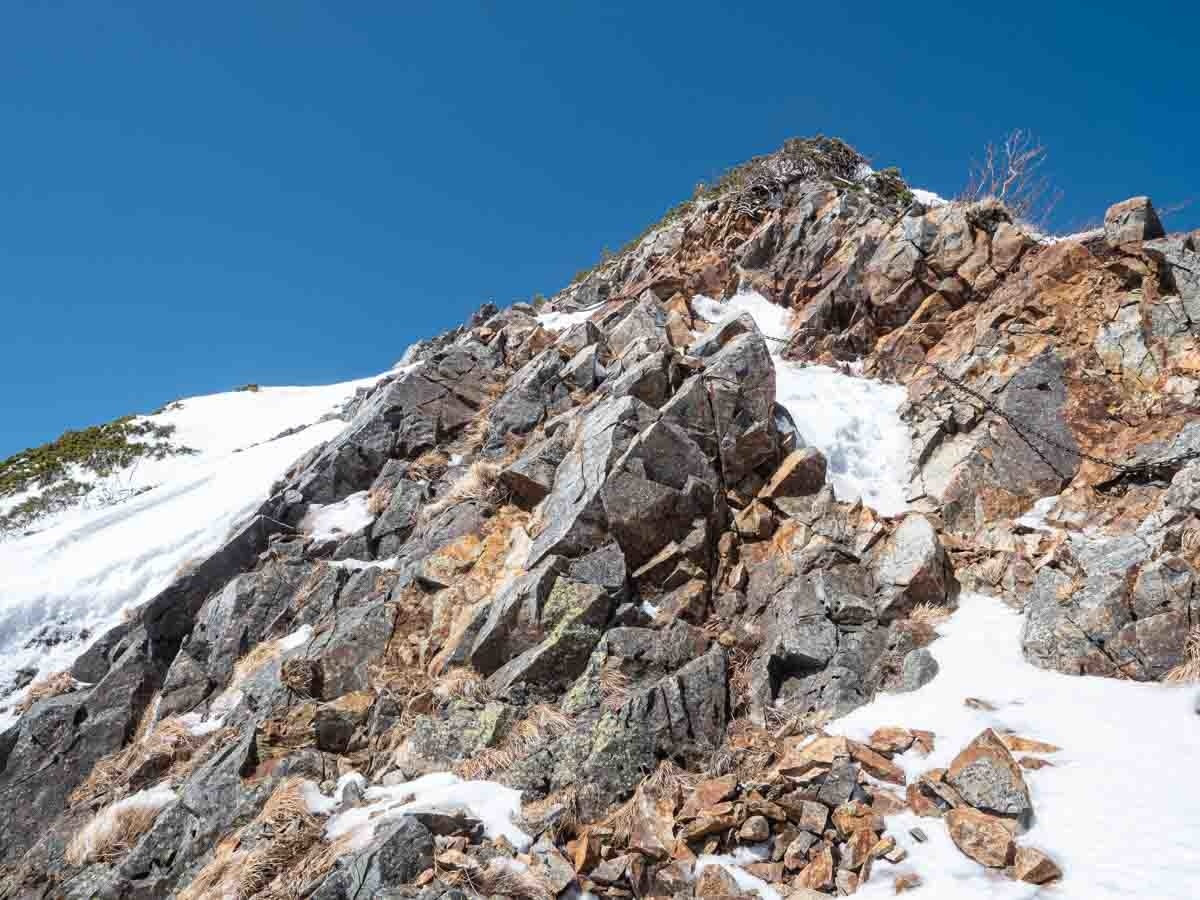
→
(873, 514, 954, 620)
(759, 447, 827, 504)
(899, 647, 939, 692)
(694, 863, 742, 898)
(526, 396, 658, 566)
(314, 816, 434, 897)
(1104, 196, 1165, 246)
(600, 420, 722, 569)
(703, 331, 779, 484)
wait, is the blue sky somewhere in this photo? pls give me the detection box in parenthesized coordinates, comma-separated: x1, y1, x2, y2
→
(1, 1, 1196, 457)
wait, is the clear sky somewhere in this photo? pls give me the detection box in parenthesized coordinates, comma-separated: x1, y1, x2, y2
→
(1, 1, 1196, 458)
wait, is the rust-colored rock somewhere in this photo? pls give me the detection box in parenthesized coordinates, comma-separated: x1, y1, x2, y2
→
(998, 733, 1061, 754)
(946, 808, 1016, 868)
(1013, 846, 1063, 884)
(946, 728, 1032, 821)
(694, 863, 742, 898)
(867, 726, 915, 755)
(795, 844, 835, 892)
(680, 775, 738, 819)
(848, 739, 907, 785)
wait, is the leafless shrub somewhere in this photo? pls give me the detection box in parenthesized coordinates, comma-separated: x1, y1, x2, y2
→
(961, 128, 1062, 228)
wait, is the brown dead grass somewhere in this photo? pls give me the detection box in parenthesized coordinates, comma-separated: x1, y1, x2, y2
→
(454, 703, 574, 781)
(599, 662, 633, 712)
(1165, 627, 1200, 683)
(64, 800, 165, 866)
(71, 716, 206, 807)
(367, 483, 393, 516)
(232, 640, 282, 685)
(437, 855, 556, 900)
(15, 671, 77, 714)
(420, 461, 503, 524)
(433, 666, 486, 703)
(407, 448, 449, 482)
(909, 602, 953, 626)
(180, 778, 325, 900)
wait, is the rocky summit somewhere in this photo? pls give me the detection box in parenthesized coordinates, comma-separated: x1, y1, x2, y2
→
(1, 136, 1199, 899)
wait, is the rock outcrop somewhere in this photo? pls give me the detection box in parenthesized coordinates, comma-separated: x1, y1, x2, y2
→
(0, 135, 1193, 899)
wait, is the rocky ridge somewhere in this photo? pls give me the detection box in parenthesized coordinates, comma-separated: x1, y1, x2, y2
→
(1, 137, 1197, 899)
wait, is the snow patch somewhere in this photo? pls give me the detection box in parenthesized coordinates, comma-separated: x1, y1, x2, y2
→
(775, 364, 910, 516)
(278, 624, 314, 652)
(830, 592, 1200, 900)
(69, 787, 175, 861)
(326, 772, 527, 852)
(912, 188, 948, 207)
(536, 307, 595, 332)
(0, 374, 388, 727)
(301, 491, 374, 542)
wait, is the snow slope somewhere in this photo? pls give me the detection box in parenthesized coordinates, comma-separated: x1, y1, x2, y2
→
(0, 374, 387, 726)
(833, 593, 1200, 900)
(692, 292, 911, 516)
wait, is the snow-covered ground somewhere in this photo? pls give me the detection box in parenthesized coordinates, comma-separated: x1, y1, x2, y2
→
(0, 373, 389, 727)
(833, 593, 1200, 900)
(692, 291, 911, 516)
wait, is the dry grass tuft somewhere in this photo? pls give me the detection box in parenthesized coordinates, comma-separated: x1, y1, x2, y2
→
(407, 448, 449, 482)
(71, 716, 204, 807)
(643, 758, 697, 796)
(281, 657, 317, 697)
(65, 794, 170, 866)
(433, 666, 486, 703)
(181, 778, 324, 900)
(512, 703, 572, 752)
(232, 640, 282, 685)
(438, 856, 556, 900)
(909, 602, 953, 626)
(522, 785, 580, 840)
(455, 746, 519, 781)
(1166, 627, 1200, 684)
(367, 484, 393, 516)
(420, 461, 504, 524)
(454, 702, 574, 782)
(16, 671, 78, 714)
(599, 662, 633, 712)
(177, 836, 242, 900)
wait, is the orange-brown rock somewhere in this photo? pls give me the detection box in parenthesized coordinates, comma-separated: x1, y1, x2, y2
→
(1013, 846, 1063, 884)
(946, 808, 1017, 868)
(848, 739, 907, 785)
(998, 733, 1061, 754)
(680, 775, 738, 819)
(894, 873, 923, 893)
(867, 726, 915, 755)
(840, 828, 879, 871)
(627, 786, 676, 860)
(694, 863, 742, 898)
(1018, 756, 1054, 770)
(795, 844, 835, 892)
(831, 801, 884, 838)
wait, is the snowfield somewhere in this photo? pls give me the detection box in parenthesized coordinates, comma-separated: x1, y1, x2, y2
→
(0, 373, 387, 727)
(838, 593, 1200, 900)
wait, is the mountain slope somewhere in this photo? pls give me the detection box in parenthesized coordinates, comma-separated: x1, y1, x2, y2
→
(1, 137, 1198, 900)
